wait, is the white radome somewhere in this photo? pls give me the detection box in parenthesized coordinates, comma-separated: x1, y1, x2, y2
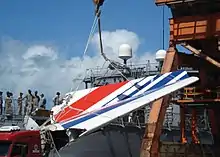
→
(118, 44, 132, 60)
(156, 49, 166, 61)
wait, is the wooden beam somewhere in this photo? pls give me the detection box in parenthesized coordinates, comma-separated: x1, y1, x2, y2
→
(155, 0, 196, 6)
(140, 45, 178, 157)
(155, 0, 220, 6)
(181, 42, 220, 68)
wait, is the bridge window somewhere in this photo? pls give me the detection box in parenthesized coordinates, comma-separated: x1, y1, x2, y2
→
(0, 141, 11, 156)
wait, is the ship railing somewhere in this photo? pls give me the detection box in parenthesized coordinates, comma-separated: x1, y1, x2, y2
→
(0, 99, 25, 118)
(1, 99, 25, 117)
(85, 63, 198, 78)
(84, 62, 159, 78)
(0, 98, 49, 120)
(109, 108, 212, 132)
(171, 86, 220, 100)
(83, 64, 199, 88)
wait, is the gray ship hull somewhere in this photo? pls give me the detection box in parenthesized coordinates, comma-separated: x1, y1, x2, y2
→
(51, 125, 144, 157)
(50, 124, 213, 157)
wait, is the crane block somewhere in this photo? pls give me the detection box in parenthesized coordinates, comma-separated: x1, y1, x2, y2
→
(93, 0, 104, 6)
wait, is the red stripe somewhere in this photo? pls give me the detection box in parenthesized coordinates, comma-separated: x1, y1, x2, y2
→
(55, 81, 128, 122)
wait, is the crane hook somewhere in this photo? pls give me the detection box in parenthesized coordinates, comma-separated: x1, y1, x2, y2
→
(93, 0, 104, 16)
(93, 0, 104, 6)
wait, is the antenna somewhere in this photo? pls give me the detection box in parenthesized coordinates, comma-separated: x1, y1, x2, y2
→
(118, 44, 132, 65)
(155, 49, 166, 71)
(162, 5, 165, 49)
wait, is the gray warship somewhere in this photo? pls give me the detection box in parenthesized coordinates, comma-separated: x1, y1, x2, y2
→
(0, 49, 213, 157)
(48, 48, 213, 157)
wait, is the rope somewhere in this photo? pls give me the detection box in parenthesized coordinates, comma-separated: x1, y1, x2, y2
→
(83, 16, 98, 56)
(64, 14, 99, 99)
(68, 16, 98, 93)
(40, 15, 99, 127)
(55, 62, 108, 121)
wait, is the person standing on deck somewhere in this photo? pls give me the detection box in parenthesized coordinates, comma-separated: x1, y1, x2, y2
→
(5, 91, 12, 115)
(10, 92, 15, 115)
(17, 92, 23, 115)
(0, 91, 3, 115)
(53, 92, 61, 106)
(39, 94, 46, 109)
(24, 89, 33, 115)
(33, 91, 40, 111)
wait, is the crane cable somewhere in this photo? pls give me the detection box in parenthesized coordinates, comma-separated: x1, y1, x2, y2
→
(96, 6, 180, 89)
(96, 10, 109, 62)
(96, 8, 130, 81)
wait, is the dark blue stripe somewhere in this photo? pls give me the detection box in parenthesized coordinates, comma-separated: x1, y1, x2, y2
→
(118, 75, 161, 101)
(118, 70, 186, 101)
(147, 70, 186, 91)
(179, 74, 188, 80)
(117, 94, 129, 100)
(102, 70, 186, 107)
(134, 83, 141, 89)
(62, 71, 189, 129)
(101, 77, 147, 107)
(101, 75, 159, 107)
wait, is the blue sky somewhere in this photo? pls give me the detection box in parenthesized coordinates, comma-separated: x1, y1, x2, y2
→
(0, 0, 171, 57)
(0, 0, 173, 108)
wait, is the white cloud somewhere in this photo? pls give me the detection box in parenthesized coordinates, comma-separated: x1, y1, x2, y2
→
(23, 45, 58, 60)
(0, 29, 157, 108)
(91, 29, 140, 58)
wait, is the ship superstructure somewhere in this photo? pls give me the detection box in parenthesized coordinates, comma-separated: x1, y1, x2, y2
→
(81, 44, 201, 132)
(47, 42, 205, 157)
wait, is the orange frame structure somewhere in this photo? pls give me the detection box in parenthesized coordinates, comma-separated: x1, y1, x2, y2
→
(170, 13, 220, 42)
(140, 0, 220, 157)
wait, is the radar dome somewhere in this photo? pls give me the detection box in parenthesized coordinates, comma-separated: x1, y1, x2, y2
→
(156, 49, 166, 61)
(118, 44, 132, 61)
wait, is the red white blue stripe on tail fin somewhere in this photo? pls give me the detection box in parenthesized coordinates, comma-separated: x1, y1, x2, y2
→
(47, 71, 198, 134)
(51, 70, 191, 126)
